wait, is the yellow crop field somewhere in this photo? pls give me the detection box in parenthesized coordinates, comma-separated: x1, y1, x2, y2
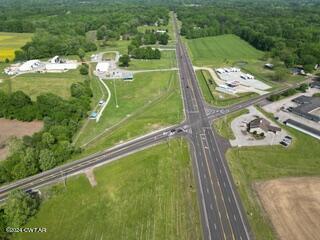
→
(0, 32, 32, 61)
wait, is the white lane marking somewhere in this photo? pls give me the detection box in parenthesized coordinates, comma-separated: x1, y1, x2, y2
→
(210, 128, 251, 239)
(234, 215, 237, 221)
(210, 204, 213, 210)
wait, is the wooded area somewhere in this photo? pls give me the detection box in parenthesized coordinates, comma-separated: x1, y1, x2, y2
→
(0, 1, 169, 61)
(0, 80, 92, 184)
(177, 1, 320, 71)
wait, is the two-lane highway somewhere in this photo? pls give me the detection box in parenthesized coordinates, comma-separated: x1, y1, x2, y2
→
(0, 126, 186, 201)
(174, 14, 251, 240)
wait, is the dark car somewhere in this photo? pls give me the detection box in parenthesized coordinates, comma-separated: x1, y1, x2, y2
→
(280, 141, 288, 147)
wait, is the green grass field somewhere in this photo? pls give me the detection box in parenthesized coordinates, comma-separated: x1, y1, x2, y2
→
(215, 109, 320, 239)
(213, 109, 249, 139)
(126, 51, 177, 70)
(102, 52, 116, 60)
(14, 139, 202, 240)
(7, 69, 87, 100)
(0, 32, 32, 61)
(75, 71, 183, 154)
(186, 34, 263, 67)
(196, 70, 258, 107)
(99, 40, 130, 55)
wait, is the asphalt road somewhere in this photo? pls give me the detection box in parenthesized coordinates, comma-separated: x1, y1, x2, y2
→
(0, 126, 186, 201)
(173, 15, 251, 240)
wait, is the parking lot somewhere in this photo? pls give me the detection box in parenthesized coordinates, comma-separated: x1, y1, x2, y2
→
(229, 106, 288, 147)
(216, 68, 271, 91)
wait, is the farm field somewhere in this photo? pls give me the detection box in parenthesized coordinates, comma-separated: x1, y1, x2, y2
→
(255, 177, 320, 240)
(0, 119, 43, 160)
(125, 51, 177, 70)
(224, 122, 320, 239)
(0, 32, 32, 61)
(196, 70, 258, 107)
(74, 71, 183, 154)
(6, 70, 88, 100)
(186, 34, 263, 67)
(14, 139, 202, 240)
(186, 35, 306, 86)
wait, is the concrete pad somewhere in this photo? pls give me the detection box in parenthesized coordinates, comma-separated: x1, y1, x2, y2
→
(217, 70, 271, 90)
(194, 66, 269, 96)
(85, 169, 97, 187)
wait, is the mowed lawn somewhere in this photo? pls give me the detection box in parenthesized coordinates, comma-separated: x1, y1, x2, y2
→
(125, 51, 177, 70)
(14, 140, 202, 240)
(220, 113, 320, 239)
(75, 71, 183, 153)
(186, 34, 263, 66)
(0, 32, 32, 61)
(9, 69, 87, 100)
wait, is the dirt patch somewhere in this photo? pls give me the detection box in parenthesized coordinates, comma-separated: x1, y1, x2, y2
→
(0, 118, 43, 160)
(255, 177, 320, 240)
(85, 169, 97, 187)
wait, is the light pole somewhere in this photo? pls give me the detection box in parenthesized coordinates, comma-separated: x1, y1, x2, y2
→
(113, 78, 119, 108)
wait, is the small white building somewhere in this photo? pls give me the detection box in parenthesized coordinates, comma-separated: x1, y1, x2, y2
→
(156, 30, 167, 34)
(18, 60, 41, 72)
(96, 62, 110, 73)
(49, 56, 61, 64)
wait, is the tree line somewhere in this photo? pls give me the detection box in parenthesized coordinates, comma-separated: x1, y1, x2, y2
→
(0, 80, 92, 184)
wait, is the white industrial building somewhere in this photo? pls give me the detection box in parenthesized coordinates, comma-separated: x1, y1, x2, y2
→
(96, 62, 110, 73)
(45, 62, 78, 71)
(18, 60, 42, 72)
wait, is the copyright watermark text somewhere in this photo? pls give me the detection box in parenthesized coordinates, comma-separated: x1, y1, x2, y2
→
(6, 227, 47, 233)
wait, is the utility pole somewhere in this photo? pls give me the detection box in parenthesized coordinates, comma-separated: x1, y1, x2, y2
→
(113, 78, 119, 108)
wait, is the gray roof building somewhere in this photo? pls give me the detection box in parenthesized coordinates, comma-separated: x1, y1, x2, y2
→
(291, 96, 320, 122)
